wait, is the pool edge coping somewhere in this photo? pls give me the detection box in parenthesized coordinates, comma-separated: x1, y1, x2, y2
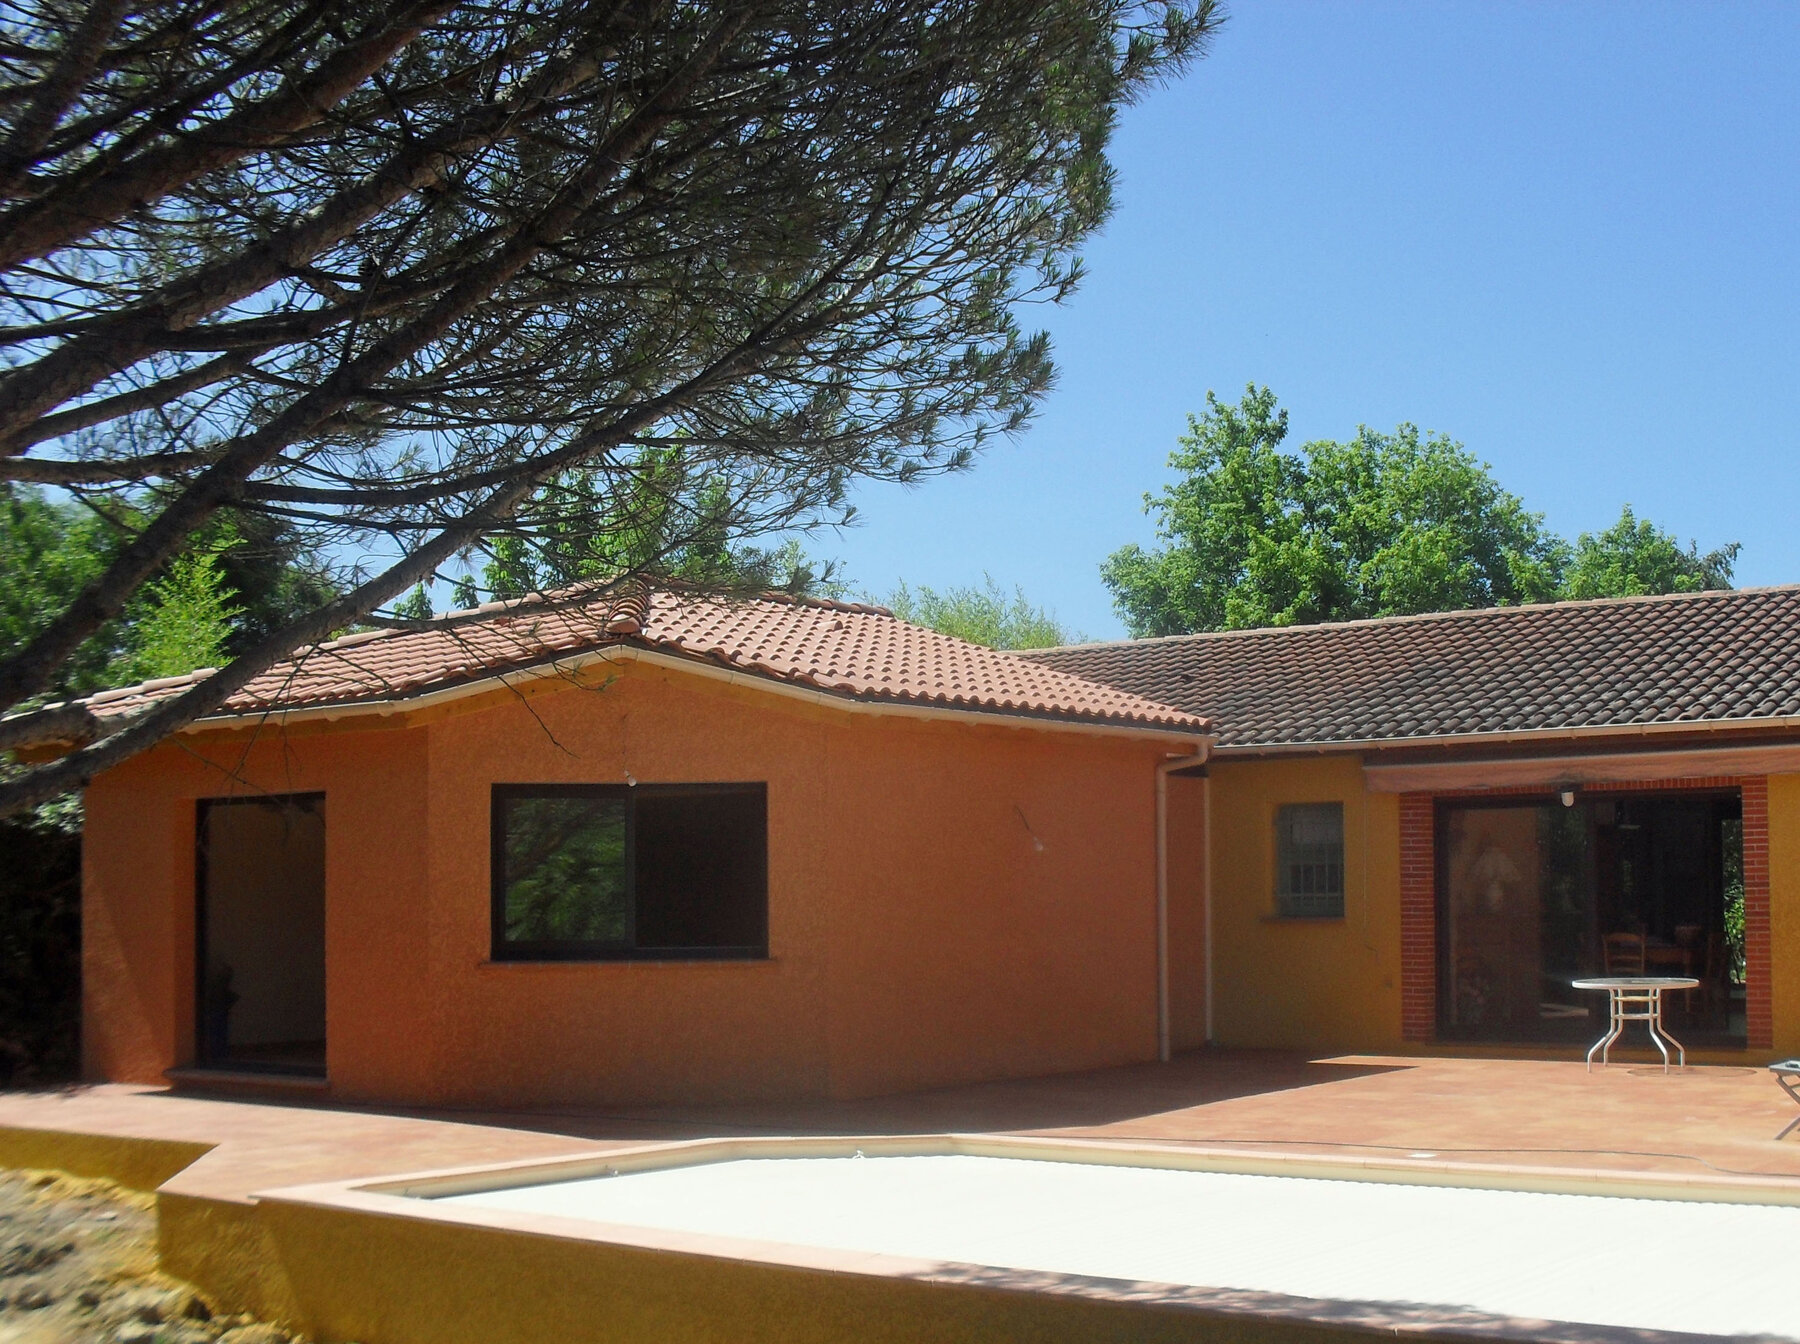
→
(237, 1132, 1800, 1344)
(306, 1129, 1800, 1207)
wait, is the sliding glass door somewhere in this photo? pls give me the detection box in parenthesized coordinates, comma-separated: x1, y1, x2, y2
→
(1436, 791, 1743, 1046)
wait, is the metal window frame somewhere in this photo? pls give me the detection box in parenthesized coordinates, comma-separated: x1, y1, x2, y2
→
(1273, 800, 1346, 920)
(1431, 786, 1744, 1043)
(490, 782, 769, 962)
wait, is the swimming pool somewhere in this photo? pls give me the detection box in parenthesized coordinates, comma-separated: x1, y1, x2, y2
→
(440, 1150, 1800, 1339)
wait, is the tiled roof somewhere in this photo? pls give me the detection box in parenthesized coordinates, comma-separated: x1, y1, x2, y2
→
(1028, 586, 1800, 751)
(76, 585, 1209, 736)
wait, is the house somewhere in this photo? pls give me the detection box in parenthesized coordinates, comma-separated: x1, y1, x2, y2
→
(1033, 584, 1800, 1059)
(61, 581, 1800, 1109)
(72, 584, 1213, 1108)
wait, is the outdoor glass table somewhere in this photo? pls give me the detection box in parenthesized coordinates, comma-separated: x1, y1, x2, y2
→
(1571, 977, 1699, 1073)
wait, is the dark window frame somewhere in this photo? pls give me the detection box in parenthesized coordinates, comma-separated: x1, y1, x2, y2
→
(490, 782, 769, 963)
(1273, 800, 1346, 920)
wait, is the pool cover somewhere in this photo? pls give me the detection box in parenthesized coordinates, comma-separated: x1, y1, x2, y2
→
(443, 1153, 1799, 1339)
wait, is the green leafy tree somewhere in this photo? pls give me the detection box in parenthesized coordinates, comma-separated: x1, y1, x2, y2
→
(1103, 387, 1567, 636)
(1561, 506, 1738, 600)
(209, 512, 340, 658)
(0, 496, 248, 1081)
(393, 586, 435, 622)
(122, 550, 242, 682)
(1, 487, 336, 694)
(0, 486, 123, 696)
(883, 575, 1077, 649)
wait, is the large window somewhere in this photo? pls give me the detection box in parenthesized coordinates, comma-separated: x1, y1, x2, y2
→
(491, 784, 767, 960)
(1275, 802, 1345, 919)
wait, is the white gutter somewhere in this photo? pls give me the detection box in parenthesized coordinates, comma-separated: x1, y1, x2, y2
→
(1209, 712, 1800, 760)
(165, 645, 1216, 750)
(1155, 745, 1210, 1062)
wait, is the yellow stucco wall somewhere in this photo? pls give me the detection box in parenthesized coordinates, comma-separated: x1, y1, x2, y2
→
(1760, 773, 1800, 1057)
(1198, 756, 1404, 1052)
(1197, 760, 1800, 1057)
(1165, 774, 1209, 1054)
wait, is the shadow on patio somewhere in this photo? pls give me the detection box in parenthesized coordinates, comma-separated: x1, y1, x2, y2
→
(434, 1048, 1410, 1141)
(421, 1048, 1800, 1187)
(5, 1049, 1800, 1201)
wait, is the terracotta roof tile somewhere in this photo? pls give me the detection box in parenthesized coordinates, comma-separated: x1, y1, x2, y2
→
(79, 585, 1209, 736)
(1028, 585, 1800, 751)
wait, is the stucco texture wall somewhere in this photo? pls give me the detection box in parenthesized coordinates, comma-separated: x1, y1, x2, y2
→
(1197, 761, 1800, 1058)
(1195, 756, 1404, 1052)
(83, 724, 432, 1095)
(82, 661, 1184, 1107)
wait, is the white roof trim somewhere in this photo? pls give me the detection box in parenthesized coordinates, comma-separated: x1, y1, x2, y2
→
(1211, 714, 1800, 759)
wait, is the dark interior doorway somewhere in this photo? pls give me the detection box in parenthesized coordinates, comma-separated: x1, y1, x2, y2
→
(196, 794, 326, 1075)
(1436, 789, 1745, 1048)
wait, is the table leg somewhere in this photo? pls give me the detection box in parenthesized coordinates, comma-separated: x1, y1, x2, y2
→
(1644, 988, 1686, 1073)
(1587, 992, 1625, 1071)
(1775, 1074, 1800, 1140)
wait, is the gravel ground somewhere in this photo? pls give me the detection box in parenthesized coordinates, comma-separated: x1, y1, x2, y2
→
(0, 1168, 306, 1344)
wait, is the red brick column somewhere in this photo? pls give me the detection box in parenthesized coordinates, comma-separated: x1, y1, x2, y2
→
(1742, 776, 1772, 1051)
(1399, 793, 1436, 1042)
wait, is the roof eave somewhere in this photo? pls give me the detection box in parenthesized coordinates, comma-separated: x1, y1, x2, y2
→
(157, 643, 1215, 747)
(1209, 712, 1800, 759)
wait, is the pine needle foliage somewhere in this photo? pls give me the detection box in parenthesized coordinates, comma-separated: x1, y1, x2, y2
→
(0, 0, 1220, 814)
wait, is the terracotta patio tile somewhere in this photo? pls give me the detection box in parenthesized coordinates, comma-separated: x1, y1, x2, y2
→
(6, 1051, 1797, 1204)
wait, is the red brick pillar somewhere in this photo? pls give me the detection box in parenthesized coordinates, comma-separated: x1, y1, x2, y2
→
(1742, 776, 1772, 1051)
(1399, 793, 1436, 1043)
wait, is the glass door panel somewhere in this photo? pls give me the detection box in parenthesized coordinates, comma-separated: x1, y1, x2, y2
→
(1441, 805, 1574, 1038)
(1437, 792, 1744, 1046)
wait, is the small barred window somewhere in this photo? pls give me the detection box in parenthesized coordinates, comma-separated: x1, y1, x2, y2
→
(1276, 803, 1345, 918)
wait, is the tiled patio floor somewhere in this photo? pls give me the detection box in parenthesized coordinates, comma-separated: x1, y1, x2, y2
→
(4, 1049, 1799, 1202)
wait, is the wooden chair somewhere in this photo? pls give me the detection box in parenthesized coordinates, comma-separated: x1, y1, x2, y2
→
(1697, 928, 1728, 1017)
(1602, 931, 1646, 975)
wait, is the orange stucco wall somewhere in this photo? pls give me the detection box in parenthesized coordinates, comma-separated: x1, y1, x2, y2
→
(84, 721, 434, 1096)
(82, 662, 1191, 1106)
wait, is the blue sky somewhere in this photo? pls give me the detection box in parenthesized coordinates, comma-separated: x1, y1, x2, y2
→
(824, 1, 1800, 641)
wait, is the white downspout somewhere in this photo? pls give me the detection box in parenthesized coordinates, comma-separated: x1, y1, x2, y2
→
(1156, 745, 1211, 1063)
